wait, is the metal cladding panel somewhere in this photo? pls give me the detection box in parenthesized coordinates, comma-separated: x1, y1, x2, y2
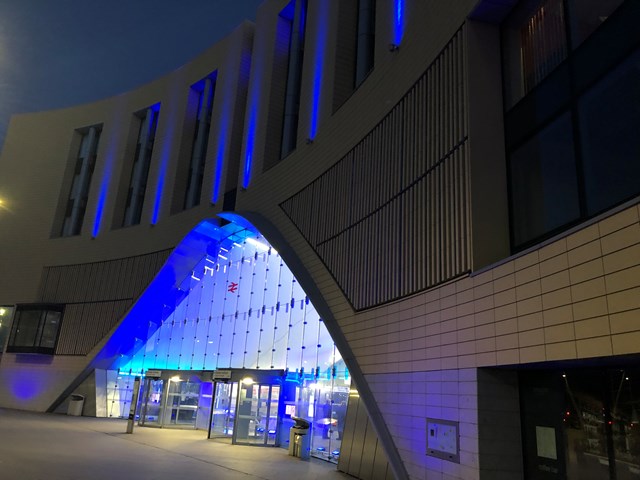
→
(281, 26, 470, 310)
(39, 250, 170, 355)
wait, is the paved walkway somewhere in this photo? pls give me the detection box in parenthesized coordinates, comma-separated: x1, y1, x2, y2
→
(0, 409, 352, 480)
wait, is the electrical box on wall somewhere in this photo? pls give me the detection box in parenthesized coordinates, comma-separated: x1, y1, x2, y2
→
(426, 418, 460, 463)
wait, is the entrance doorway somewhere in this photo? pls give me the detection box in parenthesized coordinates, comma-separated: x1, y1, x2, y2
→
(520, 366, 640, 479)
(137, 371, 212, 429)
(208, 369, 285, 447)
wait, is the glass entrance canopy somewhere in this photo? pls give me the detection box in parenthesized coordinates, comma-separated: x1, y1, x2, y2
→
(110, 218, 336, 374)
(99, 217, 349, 461)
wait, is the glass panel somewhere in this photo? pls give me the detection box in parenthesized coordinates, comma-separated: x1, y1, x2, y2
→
(196, 382, 213, 430)
(610, 369, 640, 480)
(40, 311, 61, 349)
(567, 0, 624, 48)
(578, 49, 640, 216)
(267, 385, 280, 446)
(510, 113, 580, 247)
(235, 382, 260, 444)
(139, 378, 164, 426)
(564, 371, 609, 479)
(0, 306, 15, 352)
(163, 379, 200, 427)
(11, 310, 41, 347)
(210, 382, 237, 438)
(503, 0, 568, 108)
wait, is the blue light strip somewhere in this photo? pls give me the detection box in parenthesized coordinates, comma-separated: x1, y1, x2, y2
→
(151, 133, 170, 225)
(92, 137, 116, 237)
(308, 1, 327, 140)
(152, 103, 169, 224)
(212, 131, 225, 203)
(92, 182, 107, 237)
(242, 43, 260, 189)
(394, 0, 405, 46)
(242, 108, 256, 189)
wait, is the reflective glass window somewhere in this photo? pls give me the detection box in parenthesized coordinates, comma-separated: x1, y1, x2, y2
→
(510, 113, 580, 247)
(579, 49, 640, 216)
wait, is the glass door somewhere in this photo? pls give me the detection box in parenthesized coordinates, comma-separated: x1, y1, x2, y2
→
(195, 382, 213, 430)
(233, 382, 281, 446)
(138, 378, 164, 427)
(209, 381, 238, 439)
(163, 378, 200, 427)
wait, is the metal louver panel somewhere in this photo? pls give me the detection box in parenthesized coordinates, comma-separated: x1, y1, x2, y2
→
(281, 26, 470, 310)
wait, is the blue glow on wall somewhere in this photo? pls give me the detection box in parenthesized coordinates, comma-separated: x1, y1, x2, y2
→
(92, 139, 116, 237)
(241, 35, 261, 190)
(10, 370, 44, 401)
(242, 109, 256, 189)
(92, 183, 108, 237)
(309, 1, 327, 140)
(394, 0, 405, 46)
(152, 122, 172, 224)
(212, 131, 225, 203)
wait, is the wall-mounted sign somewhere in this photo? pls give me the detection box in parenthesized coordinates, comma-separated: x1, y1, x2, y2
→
(426, 418, 460, 463)
(213, 369, 232, 380)
(145, 369, 162, 378)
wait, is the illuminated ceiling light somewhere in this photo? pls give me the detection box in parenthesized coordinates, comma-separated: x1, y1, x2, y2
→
(0, 308, 6, 316)
(246, 237, 269, 251)
(170, 375, 181, 382)
(241, 377, 254, 385)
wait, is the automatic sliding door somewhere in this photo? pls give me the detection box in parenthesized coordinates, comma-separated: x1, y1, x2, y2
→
(209, 382, 237, 439)
(234, 383, 280, 446)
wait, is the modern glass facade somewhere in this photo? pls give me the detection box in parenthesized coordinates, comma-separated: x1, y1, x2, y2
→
(504, 0, 640, 250)
(102, 224, 349, 462)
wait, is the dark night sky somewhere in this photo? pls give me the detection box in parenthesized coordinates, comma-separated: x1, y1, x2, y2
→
(0, 0, 263, 151)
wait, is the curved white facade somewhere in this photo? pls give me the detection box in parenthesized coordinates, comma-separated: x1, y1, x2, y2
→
(1, 1, 640, 479)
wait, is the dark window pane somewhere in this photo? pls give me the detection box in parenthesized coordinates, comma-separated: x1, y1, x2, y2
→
(11, 310, 42, 347)
(579, 50, 640, 216)
(510, 113, 580, 246)
(40, 311, 61, 349)
(503, 0, 568, 108)
(567, 0, 624, 49)
(7, 305, 63, 354)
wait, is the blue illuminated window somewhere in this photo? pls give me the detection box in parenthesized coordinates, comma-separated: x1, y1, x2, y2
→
(280, 0, 307, 159)
(122, 105, 160, 227)
(184, 74, 217, 210)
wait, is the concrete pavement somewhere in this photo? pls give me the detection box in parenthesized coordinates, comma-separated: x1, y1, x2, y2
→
(0, 409, 352, 480)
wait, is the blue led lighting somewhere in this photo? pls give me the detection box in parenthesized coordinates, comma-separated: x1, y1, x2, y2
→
(92, 182, 107, 237)
(242, 109, 256, 189)
(309, 1, 327, 140)
(241, 37, 260, 189)
(394, 0, 405, 46)
(151, 102, 170, 224)
(212, 128, 225, 203)
(10, 371, 43, 401)
(92, 133, 118, 237)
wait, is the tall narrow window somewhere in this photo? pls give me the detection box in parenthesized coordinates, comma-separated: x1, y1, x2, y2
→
(61, 126, 101, 236)
(280, 0, 307, 159)
(184, 75, 216, 209)
(355, 0, 376, 87)
(123, 105, 160, 227)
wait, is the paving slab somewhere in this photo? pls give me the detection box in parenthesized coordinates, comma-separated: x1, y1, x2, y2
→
(0, 409, 352, 480)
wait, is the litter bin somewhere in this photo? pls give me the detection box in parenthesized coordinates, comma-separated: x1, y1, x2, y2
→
(288, 416, 310, 459)
(67, 394, 85, 416)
